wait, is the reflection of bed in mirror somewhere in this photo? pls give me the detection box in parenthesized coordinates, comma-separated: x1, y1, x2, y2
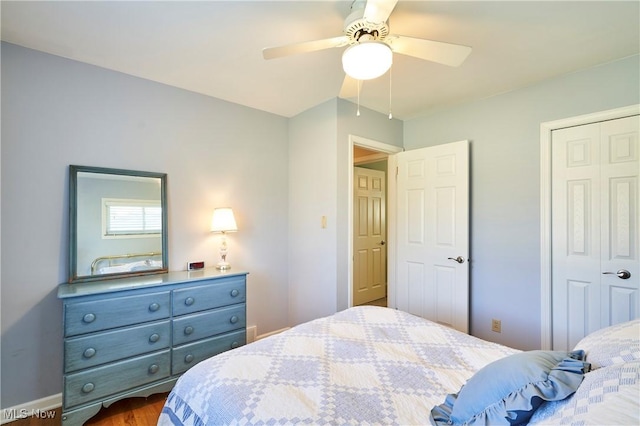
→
(91, 251, 163, 275)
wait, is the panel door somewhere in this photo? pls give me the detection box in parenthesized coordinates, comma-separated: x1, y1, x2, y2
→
(552, 115, 639, 350)
(394, 140, 469, 333)
(600, 117, 639, 326)
(353, 167, 387, 305)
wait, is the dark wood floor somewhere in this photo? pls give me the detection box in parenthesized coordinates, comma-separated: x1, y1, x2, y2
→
(10, 393, 168, 426)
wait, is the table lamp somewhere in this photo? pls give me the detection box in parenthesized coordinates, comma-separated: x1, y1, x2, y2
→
(210, 207, 238, 270)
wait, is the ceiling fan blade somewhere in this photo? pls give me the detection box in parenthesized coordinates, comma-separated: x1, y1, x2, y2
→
(339, 75, 362, 99)
(388, 35, 472, 67)
(364, 0, 398, 24)
(263, 36, 349, 60)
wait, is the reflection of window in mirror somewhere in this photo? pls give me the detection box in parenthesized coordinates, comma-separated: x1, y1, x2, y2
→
(103, 198, 162, 238)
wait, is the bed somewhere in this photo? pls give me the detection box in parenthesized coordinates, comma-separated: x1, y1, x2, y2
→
(91, 251, 163, 275)
(159, 306, 639, 425)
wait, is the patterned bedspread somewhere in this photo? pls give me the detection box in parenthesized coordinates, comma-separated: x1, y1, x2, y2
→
(159, 306, 518, 425)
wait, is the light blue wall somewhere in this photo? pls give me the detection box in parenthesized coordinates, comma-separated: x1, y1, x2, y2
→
(288, 100, 339, 325)
(287, 99, 402, 326)
(404, 55, 640, 350)
(1, 42, 290, 408)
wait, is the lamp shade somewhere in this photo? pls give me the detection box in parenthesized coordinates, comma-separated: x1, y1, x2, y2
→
(211, 207, 238, 233)
(342, 41, 392, 80)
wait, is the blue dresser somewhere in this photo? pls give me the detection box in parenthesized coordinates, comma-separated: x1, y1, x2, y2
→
(57, 269, 247, 425)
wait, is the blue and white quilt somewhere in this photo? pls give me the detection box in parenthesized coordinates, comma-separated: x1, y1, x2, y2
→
(159, 306, 518, 425)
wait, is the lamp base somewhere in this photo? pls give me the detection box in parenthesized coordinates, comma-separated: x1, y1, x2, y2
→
(216, 261, 231, 270)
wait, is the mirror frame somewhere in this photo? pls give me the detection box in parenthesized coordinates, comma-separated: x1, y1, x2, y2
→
(69, 165, 168, 283)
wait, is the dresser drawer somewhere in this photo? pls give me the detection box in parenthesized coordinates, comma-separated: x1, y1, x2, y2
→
(64, 349, 169, 409)
(64, 320, 170, 373)
(173, 276, 245, 316)
(64, 292, 170, 337)
(173, 304, 246, 345)
(172, 329, 246, 375)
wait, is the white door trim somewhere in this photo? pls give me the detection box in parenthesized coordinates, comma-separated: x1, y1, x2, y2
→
(348, 134, 402, 308)
(539, 104, 640, 349)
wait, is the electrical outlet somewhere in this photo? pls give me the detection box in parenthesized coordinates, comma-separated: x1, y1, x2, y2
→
(491, 319, 502, 333)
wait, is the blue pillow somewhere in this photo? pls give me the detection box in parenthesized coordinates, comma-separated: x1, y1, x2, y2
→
(430, 350, 590, 425)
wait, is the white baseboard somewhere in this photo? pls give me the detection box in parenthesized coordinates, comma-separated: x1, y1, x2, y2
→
(246, 325, 258, 343)
(257, 327, 290, 340)
(1, 393, 61, 424)
(247, 325, 290, 343)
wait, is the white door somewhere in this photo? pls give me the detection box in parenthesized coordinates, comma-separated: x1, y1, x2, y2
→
(353, 167, 387, 305)
(393, 140, 470, 333)
(552, 115, 639, 350)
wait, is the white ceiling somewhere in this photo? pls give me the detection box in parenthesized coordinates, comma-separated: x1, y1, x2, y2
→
(2, 1, 638, 120)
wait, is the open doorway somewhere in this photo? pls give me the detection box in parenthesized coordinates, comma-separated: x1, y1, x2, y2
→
(348, 135, 403, 309)
(353, 148, 388, 307)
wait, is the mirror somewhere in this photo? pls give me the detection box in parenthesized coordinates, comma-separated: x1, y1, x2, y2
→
(69, 165, 168, 283)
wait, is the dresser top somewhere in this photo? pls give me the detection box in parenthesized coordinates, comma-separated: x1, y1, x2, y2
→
(58, 268, 248, 299)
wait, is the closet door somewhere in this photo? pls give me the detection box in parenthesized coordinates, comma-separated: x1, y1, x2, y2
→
(600, 117, 639, 326)
(551, 115, 639, 351)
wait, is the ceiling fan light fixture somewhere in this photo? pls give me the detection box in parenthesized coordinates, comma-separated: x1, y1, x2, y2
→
(342, 41, 392, 80)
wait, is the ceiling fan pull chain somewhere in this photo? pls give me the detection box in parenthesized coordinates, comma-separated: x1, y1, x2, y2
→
(357, 79, 361, 116)
(388, 64, 393, 120)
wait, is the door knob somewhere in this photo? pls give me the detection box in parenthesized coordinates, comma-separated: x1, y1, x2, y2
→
(602, 269, 631, 279)
(379, 241, 386, 246)
(448, 256, 465, 264)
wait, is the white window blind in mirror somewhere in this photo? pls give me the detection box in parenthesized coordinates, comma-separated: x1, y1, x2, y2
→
(103, 198, 161, 238)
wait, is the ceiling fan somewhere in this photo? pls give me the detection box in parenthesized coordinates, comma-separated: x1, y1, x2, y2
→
(262, 0, 472, 98)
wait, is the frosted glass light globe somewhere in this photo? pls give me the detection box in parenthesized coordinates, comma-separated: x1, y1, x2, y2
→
(342, 41, 392, 80)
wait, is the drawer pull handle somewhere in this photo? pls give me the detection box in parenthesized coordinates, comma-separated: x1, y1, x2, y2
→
(148, 364, 159, 374)
(184, 297, 195, 306)
(231, 341, 240, 349)
(149, 333, 160, 343)
(230, 315, 239, 324)
(184, 354, 194, 364)
(230, 289, 239, 297)
(184, 326, 194, 335)
(82, 383, 95, 394)
(82, 313, 96, 323)
(83, 348, 97, 358)
(149, 303, 160, 312)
